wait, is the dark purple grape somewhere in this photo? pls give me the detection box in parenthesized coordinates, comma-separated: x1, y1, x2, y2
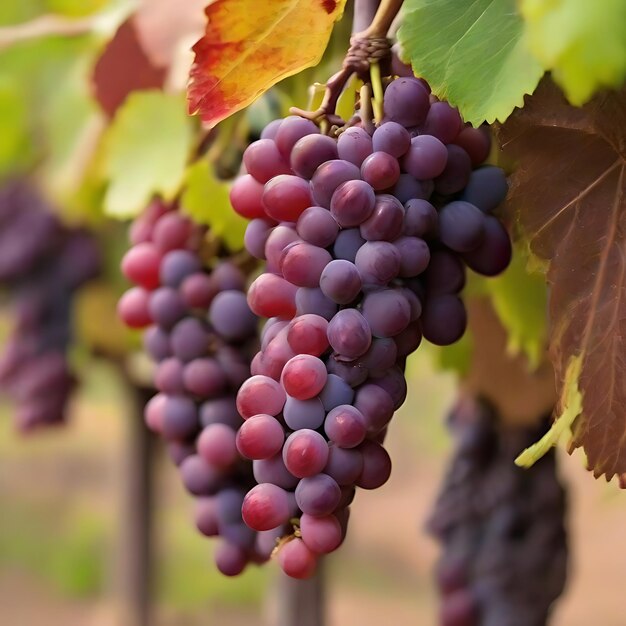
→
(438, 201, 485, 252)
(421, 294, 467, 346)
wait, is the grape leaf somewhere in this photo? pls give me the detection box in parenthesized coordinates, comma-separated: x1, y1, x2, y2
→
(92, 18, 166, 118)
(520, 0, 626, 106)
(397, 0, 545, 126)
(498, 78, 626, 481)
(188, 0, 347, 127)
(180, 160, 246, 251)
(102, 91, 193, 219)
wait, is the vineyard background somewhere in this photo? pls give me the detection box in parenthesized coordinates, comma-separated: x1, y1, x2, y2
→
(1, 357, 625, 625)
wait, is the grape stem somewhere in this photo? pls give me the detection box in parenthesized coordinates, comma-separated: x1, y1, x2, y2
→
(289, 0, 404, 130)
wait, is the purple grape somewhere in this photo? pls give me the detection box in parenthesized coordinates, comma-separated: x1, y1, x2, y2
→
(311, 159, 361, 208)
(372, 121, 411, 158)
(354, 241, 401, 285)
(155, 357, 185, 394)
(170, 317, 210, 361)
(337, 126, 373, 166)
(403, 198, 438, 238)
(357, 337, 398, 376)
(300, 513, 343, 554)
(143, 325, 171, 360)
(296, 206, 339, 248)
(356, 440, 392, 489)
(180, 455, 223, 495)
(383, 77, 430, 126)
(354, 384, 394, 434)
(295, 287, 338, 321)
(438, 201, 485, 252)
(332, 228, 365, 263)
(199, 397, 241, 428)
(291, 134, 339, 179)
(394, 236, 430, 277)
(197, 423, 238, 469)
(434, 145, 472, 195)
(359, 194, 405, 241)
(324, 445, 364, 485)
(424, 249, 466, 295)
(326, 357, 369, 388)
(324, 404, 367, 448)
(295, 474, 342, 517)
(394, 321, 423, 358)
(461, 216, 512, 276)
(402, 135, 448, 180)
(319, 259, 362, 304)
(330, 179, 376, 227)
(215, 541, 248, 576)
(318, 373, 355, 411)
(183, 358, 227, 397)
(327, 308, 372, 359)
(275, 116, 319, 157)
(160, 249, 202, 287)
(460, 166, 508, 214)
(283, 396, 326, 430)
(392, 173, 434, 203)
(361, 152, 401, 190)
(421, 294, 467, 346)
(208, 290, 257, 342)
(148, 287, 186, 328)
(243, 138, 291, 183)
(253, 454, 299, 489)
(161, 395, 199, 440)
(371, 366, 408, 410)
(362, 289, 411, 338)
(244, 218, 273, 259)
(421, 101, 463, 144)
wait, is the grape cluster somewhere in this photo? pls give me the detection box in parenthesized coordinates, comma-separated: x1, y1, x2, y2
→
(229, 75, 512, 577)
(428, 397, 568, 626)
(0, 181, 101, 431)
(118, 201, 284, 575)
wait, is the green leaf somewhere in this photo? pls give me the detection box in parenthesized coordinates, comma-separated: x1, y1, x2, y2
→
(516, 355, 582, 467)
(477, 249, 547, 369)
(520, 0, 626, 106)
(180, 161, 246, 251)
(434, 331, 473, 377)
(102, 91, 193, 219)
(397, 0, 545, 125)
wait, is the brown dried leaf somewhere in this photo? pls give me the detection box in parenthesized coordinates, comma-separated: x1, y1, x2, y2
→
(498, 78, 626, 481)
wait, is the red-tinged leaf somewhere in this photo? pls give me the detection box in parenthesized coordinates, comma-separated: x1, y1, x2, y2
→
(188, 0, 347, 126)
(92, 18, 167, 118)
(498, 78, 626, 482)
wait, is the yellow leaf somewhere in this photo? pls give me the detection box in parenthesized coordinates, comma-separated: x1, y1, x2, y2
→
(188, 0, 347, 127)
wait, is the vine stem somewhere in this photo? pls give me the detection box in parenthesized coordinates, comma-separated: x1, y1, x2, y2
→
(370, 62, 384, 124)
(355, 0, 404, 39)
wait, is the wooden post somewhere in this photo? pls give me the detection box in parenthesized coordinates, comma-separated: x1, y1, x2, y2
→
(118, 384, 156, 626)
(275, 561, 326, 626)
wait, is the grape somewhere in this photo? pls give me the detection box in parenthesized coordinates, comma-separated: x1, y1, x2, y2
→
(181, 273, 216, 309)
(247, 273, 297, 319)
(170, 318, 210, 361)
(421, 294, 467, 346)
(460, 166, 508, 214)
(354, 384, 394, 434)
(242, 483, 292, 531)
(403, 198, 438, 238)
(143, 325, 171, 361)
(394, 322, 422, 358)
(324, 405, 367, 448)
(148, 287, 186, 328)
(121, 242, 161, 289)
(362, 289, 411, 337)
(337, 126, 373, 166)
(236, 414, 285, 460)
(130, 200, 168, 244)
(295, 474, 341, 516)
(357, 337, 398, 376)
(211, 263, 246, 291)
(183, 358, 227, 397)
(318, 373, 355, 411)
(324, 445, 363, 485)
(155, 357, 185, 394)
(161, 395, 199, 440)
(195, 497, 219, 537)
(118, 287, 152, 328)
(243, 138, 291, 183)
(361, 151, 401, 190)
(383, 77, 430, 126)
(402, 135, 448, 180)
(354, 241, 401, 285)
(300, 514, 342, 554)
(151, 212, 193, 252)
(261, 318, 290, 350)
(160, 249, 202, 287)
(286, 314, 329, 356)
(327, 309, 372, 359)
(197, 423, 238, 469)
(390, 42, 414, 78)
(145, 393, 166, 433)
(180, 455, 223, 495)
(425, 250, 466, 295)
(244, 218, 274, 259)
(215, 541, 248, 577)
(319, 259, 362, 304)
(283, 395, 326, 430)
(262, 175, 313, 222)
(330, 179, 376, 227)
(260, 118, 282, 140)
(283, 429, 329, 478)
(199, 397, 240, 428)
(295, 287, 337, 321)
(290, 134, 339, 178)
(279, 241, 332, 288)
(440, 590, 479, 626)
(274, 115, 319, 157)
(276, 538, 317, 579)
(237, 375, 286, 418)
(332, 228, 365, 263)
(326, 356, 368, 388)
(435, 145, 472, 195)
(229, 174, 266, 219)
(422, 101, 463, 144)
(281, 354, 327, 400)
(453, 126, 491, 166)
(394, 236, 430, 277)
(392, 173, 434, 203)
(356, 440, 392, 489)
(372, 366, 408, 410)
(438, 201, 485, 253)
(296, 206, 339, 247)
(372, 122, 411, 158)
(208, 290, 257, 341)
(311, 159, 361, 208)
(359, 194, 405, 241)
(461, 216, 512, 277)
(253, 454, 299, 489)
